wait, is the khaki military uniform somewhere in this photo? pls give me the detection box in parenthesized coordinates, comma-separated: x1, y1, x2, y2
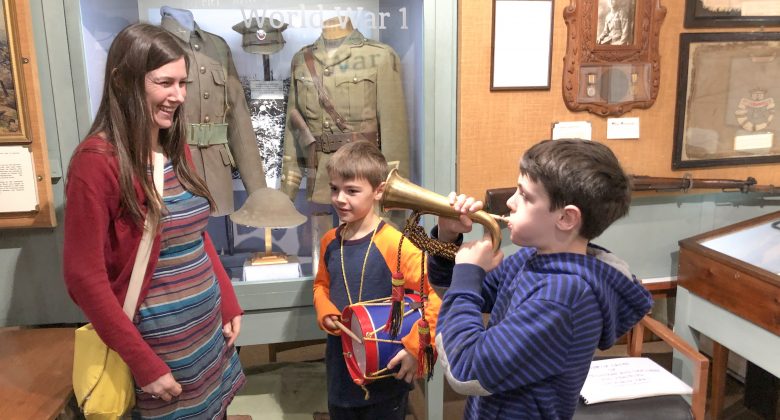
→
(162, 16, 267, 216)
(281, 30, 410, 204)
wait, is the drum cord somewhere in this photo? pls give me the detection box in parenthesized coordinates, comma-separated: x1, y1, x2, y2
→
(340, 221, 380, 305)
(402, 211, 459, 260)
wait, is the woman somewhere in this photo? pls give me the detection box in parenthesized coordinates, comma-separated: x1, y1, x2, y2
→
(63, 23, 245, 418)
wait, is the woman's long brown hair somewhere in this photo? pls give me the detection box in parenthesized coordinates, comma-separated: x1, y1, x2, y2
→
(87, 23, 214, 227)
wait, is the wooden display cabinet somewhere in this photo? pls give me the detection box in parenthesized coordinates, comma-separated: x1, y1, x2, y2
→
(677, 211, 780, 419)
(678, 211, 780, 336)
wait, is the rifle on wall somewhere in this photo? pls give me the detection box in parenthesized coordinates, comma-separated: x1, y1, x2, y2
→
(484, 175, 779, 215)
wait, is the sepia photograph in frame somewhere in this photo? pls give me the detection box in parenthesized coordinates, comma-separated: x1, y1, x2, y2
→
(684, 0, 780, 28)
(562, 0, 665, 116)
(597, 0, 636, 46)
(673, 32, 780, 169)
(0, 0, 28, 143)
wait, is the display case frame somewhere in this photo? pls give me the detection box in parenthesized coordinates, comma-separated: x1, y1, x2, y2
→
(678, 210, 780, 335)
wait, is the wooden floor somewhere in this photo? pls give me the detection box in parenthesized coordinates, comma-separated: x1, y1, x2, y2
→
(237, 340, 778, 420)
(11, 335, 773, 420)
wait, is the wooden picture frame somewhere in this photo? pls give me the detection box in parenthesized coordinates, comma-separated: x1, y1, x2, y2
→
(672, 32, 780, 169)
(562, 0, 666, 116)
(684, 0, 780, 28)
(491, 0, 554, 90)
(0, 0, 55, 228)
(0, 0, 29, 143)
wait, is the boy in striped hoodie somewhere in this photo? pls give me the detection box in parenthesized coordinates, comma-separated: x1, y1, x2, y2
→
(428, 139, 653, 419)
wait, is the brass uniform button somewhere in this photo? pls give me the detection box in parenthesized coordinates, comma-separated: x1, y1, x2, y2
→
(323, 121, 330, 129)
(200, 66, 206, 74)
(324, 67, 331, 76)
(352, 77, 358, 82)
(204, 116, 210, 123)
(203, 92, 210, 99)
(193, 44, 200, 51)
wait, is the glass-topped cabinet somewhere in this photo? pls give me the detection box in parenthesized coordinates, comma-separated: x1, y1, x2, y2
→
(676, 211, 780, 419)
(678, 210, 780, 334)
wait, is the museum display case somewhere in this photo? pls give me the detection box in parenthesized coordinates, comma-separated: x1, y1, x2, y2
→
(68, 0, 435, 283)
(678, 210, 780, 333)
(64, 1, 455, 417)
(675, 210, 780, 419)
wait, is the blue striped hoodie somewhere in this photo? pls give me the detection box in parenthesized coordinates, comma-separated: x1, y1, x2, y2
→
(428, 244, 653, 419)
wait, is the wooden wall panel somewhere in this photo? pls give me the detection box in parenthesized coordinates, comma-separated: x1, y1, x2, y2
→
(457, 0, 780, 198)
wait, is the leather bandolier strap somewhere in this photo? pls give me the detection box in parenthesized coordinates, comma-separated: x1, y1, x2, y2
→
(315, 131, 379, 153)
(303, 47, 380, 154)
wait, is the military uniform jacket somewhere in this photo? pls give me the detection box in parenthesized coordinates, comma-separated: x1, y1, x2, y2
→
(281, 30, 409, 204)
(162, 16, 266, 216)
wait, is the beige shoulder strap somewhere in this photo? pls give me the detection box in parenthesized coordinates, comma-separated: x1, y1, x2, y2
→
(122, 151, 165, 319)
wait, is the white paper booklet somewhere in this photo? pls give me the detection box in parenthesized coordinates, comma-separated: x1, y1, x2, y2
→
(580, 357, 693, 405)
(0, 146, 39, 213)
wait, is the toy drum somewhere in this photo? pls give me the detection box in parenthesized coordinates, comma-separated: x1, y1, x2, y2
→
(341, 294, 422, 386)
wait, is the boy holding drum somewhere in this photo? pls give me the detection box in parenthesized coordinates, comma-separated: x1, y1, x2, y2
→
(313, 140, 441, 419)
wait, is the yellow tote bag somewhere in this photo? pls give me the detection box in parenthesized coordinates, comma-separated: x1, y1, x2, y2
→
(72, 152, 163, 419)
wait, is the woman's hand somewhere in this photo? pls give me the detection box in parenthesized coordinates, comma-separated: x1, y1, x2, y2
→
(141, 373, 182, 402)
(387, 349, 417, 383)
(223, 314, 242, 347)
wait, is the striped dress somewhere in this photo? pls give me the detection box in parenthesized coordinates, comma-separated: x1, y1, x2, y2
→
(133, 161, 245, 419)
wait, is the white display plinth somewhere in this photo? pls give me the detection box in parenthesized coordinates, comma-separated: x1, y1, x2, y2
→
(242, 255, 302, 282)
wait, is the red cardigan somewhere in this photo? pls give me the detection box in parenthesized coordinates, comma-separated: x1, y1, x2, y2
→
(63, 136, 242, 387)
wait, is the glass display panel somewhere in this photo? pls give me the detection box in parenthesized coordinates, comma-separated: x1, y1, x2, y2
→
(700, 216, 780, 275)
(77, 0, 424, 280)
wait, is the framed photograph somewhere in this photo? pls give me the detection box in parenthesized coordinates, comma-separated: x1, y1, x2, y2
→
(562, 0, 666, 116)
(0, 0, 29, 143)
(673, 32, 780, 169)
(597, 0, 637, 46)
(490, 0, 554, 90)
(684, 0, 780, 28)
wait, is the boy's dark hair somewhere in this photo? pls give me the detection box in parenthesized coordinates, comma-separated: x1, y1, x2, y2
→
(520, 139, 631, 240)
(325, 140, 389, 189)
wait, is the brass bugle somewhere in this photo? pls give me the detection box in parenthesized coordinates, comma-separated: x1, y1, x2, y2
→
(381, 169, 503, 253)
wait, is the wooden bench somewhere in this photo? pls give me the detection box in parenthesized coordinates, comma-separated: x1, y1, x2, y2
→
(0, 327, 75, 420)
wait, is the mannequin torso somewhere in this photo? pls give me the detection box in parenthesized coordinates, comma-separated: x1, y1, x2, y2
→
(321, 16, 354, 40)
(160, 6, 194, 32)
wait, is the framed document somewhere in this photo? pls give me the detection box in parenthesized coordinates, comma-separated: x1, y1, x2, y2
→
(684, 0, 780, 28)
(673, 32, 780, 169)
(490, 0, 554, 90)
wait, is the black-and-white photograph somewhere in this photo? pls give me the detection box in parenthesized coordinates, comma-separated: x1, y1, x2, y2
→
(597, 0, 636, 46)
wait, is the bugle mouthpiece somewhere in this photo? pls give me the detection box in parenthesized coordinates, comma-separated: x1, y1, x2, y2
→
(489, 214, 509, 223)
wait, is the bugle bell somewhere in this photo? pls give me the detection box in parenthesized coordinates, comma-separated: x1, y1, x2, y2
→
(381, 169, 503, 253)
